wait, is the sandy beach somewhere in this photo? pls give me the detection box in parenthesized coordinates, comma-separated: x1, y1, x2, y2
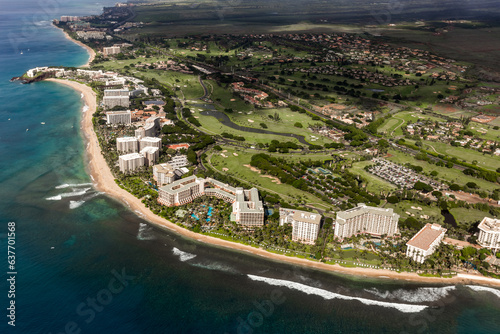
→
(52, 23, 95, 67)
(47, 77, 500, 288)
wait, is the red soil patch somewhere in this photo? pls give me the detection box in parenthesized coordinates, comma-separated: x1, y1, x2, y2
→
(435, 104, 461, 114)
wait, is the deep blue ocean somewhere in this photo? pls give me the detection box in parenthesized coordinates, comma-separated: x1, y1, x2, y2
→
(1, 1, 500, 333)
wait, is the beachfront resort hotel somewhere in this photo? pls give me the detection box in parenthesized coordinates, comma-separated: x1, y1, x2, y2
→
(153, 163, 177, 186)
(280, 208, 322, 244)
(478, 217, 500, 252)
(118, 153, 144, 173)
(334, 203, 399, 239)
(406, 223, 447, 263)
(103, 89, 130, 109)
(106, 110, 131, 125)
(117, 137, 139, 153)
(158, 176, 264, 227)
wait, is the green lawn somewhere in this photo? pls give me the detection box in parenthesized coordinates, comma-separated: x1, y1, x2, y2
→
(469, 124, 500, 142)
(419, 140, 500, 172)
(488, 117, 500, 127)
(192, 103, 335, 146)
(208, 146, 332, 210)
(137, 70, 204, 100)
(378, 111, 447, 137)
(384, 201, 444, 224)
(450, 208, 493, 227)
(96, 56, 167, 71)
(194, 107, 309, 144)
(403, 139, 500, 172)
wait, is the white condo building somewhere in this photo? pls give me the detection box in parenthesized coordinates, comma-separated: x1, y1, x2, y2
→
(478, 217, 500, 252)
(140, 137, 162, 150)
(280, 209, 321, 244)
(140, 146, 159, 166)
(103, 46, 120, 56)
(232, 188, 264, 228)
(334, 203, 399, 239)
(406, 224, 447, 263)
(106, 110, 131, 125)
(104, 89, 130, 97)
(118, 153, 144, 173)
(103, 89, 129, 109)
(116, 137, 138, 153)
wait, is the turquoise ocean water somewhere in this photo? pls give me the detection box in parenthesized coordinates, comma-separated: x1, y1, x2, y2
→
(0, 1, 499, 333)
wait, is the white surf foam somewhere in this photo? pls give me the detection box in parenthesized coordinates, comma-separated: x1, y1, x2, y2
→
(81, 93, 84, 98)
(137, 223, 156, 241)
(466, 285, 500, 299)
(69, 200, 85, 209)
(59, 188, 92, 198)
(55, 182, 92, 189)
(364, 286, 456, 303)
(35, 20, 50, 26)
(172, 247, 197, 262)
(248, 275, 428, 313)
(190, 262, 238, 274)
(82, 105, 89, 113)
(46, 195, 62, 201)
(47, 187, 92, 201)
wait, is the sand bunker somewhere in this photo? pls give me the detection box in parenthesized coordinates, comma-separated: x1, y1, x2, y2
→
(243, 164, 281, 184)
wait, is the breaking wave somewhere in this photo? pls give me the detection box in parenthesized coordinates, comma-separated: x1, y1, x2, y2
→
(248, 275, 428, 313)
(55, 182, 92, 189)
(46, 187, 92, 201)
(172, 247, 197, 262)
(189, 261, 238, 274)
(82, 105, 89, 113)
(466, 285, 500, 299)
(69, 200, 85, 209)
(364, 286, 456, 303)
(137, 223, 156, 241)
(46, 195, 62, 201)
(60, 188, 92, 198)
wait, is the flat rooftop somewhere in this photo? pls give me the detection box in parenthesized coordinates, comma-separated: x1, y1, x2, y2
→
(117, 137, 137, 142)
(406, 223, 447, 251)
(141, 137, 162, 142)
(478, 217, 500, 233)
(106, 110, 130, 115)
(154, 163, 174, 173)
(140, 146, 159, 154)
(160, 175, 199, 194)
(292, 210, 321, 225)
(119, 153, 143, 160)
(337, 203, 396, 219)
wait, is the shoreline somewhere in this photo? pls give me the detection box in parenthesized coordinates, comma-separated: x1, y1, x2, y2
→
(47, 77, 500, 289)
(52, 23, 95, 67)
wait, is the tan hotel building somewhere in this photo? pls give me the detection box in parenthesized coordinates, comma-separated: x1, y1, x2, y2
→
(334, 203, 399, 239)
(158, 176, 264, 227)
(406, 223, 447, 263)
(478, 217, 500, 252)
(280, 209, 321, 244)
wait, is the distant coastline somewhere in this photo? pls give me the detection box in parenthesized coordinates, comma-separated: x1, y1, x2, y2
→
(52, 23, 95, 67)
(46, 77, 500, 288)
